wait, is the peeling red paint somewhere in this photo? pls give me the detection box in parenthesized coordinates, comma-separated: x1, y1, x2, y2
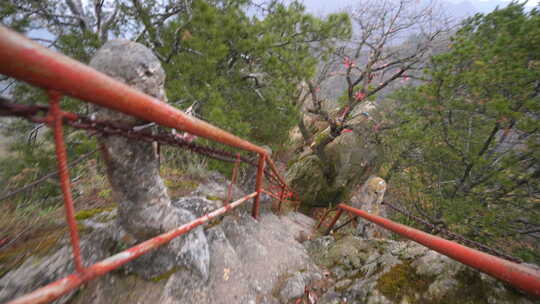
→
(48, 91, 84, 274)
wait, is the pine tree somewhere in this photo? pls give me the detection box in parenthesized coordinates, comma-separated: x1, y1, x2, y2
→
(159, 0, 350, 146)
(380, 2, 540, 262)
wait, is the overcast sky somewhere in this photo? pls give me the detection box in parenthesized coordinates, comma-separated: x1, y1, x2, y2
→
(296, 0, 538, 16)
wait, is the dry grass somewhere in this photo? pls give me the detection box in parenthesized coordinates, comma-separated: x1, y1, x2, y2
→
(0, 158, 116, 278)
(0, 153, 215, 278)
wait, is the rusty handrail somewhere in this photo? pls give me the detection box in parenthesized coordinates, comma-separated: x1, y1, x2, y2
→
(7, 193, 257, 304)
(0, 26, 267, 156)
(0, 25, 298, 304)
(1, 24, 538, 303)
(0, 24, 297, 200)
(328, 203, 540, 298)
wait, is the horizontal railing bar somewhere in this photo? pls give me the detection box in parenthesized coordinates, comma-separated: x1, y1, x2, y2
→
(337, 203, 540, 298)
(7, 192, 257, 304)
(262, 189, 281, 201)
(0, 26, 267, 156)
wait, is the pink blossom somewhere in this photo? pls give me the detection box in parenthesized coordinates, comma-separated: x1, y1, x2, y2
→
(343, 57, 355, 69)
(341, 128, 353, 134)
(354, 91, 366, 101)
(399, 76, 411, 84)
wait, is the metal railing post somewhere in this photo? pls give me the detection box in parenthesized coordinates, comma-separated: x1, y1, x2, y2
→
(316, 208, 333, 230)
(48, 91, 84, 274)
(225, 153, 241, 206)
(252, 153, 266, 219)
(325, 209, 344, 235)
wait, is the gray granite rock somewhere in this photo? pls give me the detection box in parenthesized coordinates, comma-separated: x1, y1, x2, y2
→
(310, 236, 537, 304)
(280, 273, 306, 302)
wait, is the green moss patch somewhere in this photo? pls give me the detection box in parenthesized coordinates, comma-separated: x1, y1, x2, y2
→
(436, 269, 528, 304)
(149, 267, 180, 282)
(75, 206, 116, 221)
(439, 270, 488, 304)
(98, 189, 112, 200)
(376, 264, 528, 304)
(377, 261, 433, 303)
(206, 195, 222, 201)
(164, 178, 199, 197)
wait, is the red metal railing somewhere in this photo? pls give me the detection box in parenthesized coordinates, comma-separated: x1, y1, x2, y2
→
(324, 204, 540, 298)
(2, 25, 540, 302)
(0, 26, 296, 304)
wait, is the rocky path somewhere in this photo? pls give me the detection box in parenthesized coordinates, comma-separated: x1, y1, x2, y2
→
(0, 174, 325, 304)
(1, 174, 537, 304)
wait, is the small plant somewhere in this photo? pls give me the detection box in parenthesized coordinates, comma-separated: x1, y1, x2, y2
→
(98, 189, 112, 200)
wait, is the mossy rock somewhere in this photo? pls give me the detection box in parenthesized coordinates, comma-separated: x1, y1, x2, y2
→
(309, 236, 535, 304)
(434, 269, 533, 304)
(325, 131, 378, 189)
(375, 259, 534, 304)
(205, 195, 222, 201)
(312, 127, 332, 147)
(376, 261, 433, 303)
(314, 235, 373, 269)
(98, 189, 112, 200)
(286, 128, 380, 210)
(285, 154, 344, 209)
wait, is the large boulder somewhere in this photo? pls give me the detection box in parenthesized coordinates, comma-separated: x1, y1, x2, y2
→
(286, 154, 336, 208)
(286, 116, 381, 210)
(89, 39, 209, 280)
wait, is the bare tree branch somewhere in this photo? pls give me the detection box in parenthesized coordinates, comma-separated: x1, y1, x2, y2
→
(66, 0, 91, 31)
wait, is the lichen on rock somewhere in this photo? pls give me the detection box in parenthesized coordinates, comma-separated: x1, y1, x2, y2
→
(305, 235, 536, 304)
(286, 124, 381, 211)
